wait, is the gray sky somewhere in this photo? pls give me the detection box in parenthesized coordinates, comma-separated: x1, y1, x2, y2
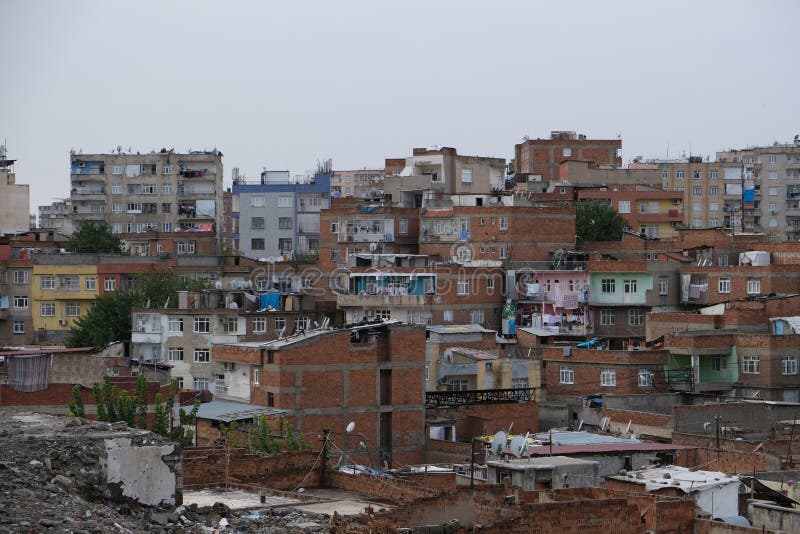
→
(2, 0, 799, 213)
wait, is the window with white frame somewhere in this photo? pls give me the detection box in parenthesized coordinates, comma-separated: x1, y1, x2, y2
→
(768, 154, 777, 164)
(12, 320, 24, 334)
(470, 308, 485, 325)
(718, 277, 731, 294)
(168, 317, 183, 332)
(710, 218, 719, 227)
(399, 219, 408, 234)
(624, 279, 637, 293)
(693, 186, 702, 195)
(499, 217, 508, 231)
(661, 170, 668, 179)
(747, 278, 761, 295)
(562, 147, 573, 157)
(618, 201, 631, 213)
(511, 378, 529, 389)
(111, 203, 121, 214)
(457, 279, 469, 296)
(629, 308, 644, 326)
(658, 277, 668, 295)
(486, 277, 495, 291)
(692, 218, 702, 228)
(295, 316, 311, 331)
(769, 187, 777, 196)
(40, 302, 56, 317)
(600, 309, 615, 326)
(162, 223, 172, 232)
(443, 309, 454, 322)
(65, 303, 80, 317)
(251, 196, 265, 207)
(13, 271, 29, 284)
(104, 277, 116, 291)
(768, 171, 778, 180)
(718, 254, 729, 266)
(676, 171, 685, 180)
(446, 378, 470, 391)
(710, 170, 718, 179)
(163, 165, 172, 175)
(712, 356, 727, 372)
(142, 184, 157, 195)
(601, 279, 615, 293)
(193, 348, 210, 363)
(253, 368, 260, 385)
(457, 246, 471, 262)
(40, 275, 55, 290)
(742, 355, 760, 374)
(559, 366, 574, 385)
(709, 202, 719, 211)
(111, 184, 122, 195)
(638, 369, 654, 387)
(252, 317, 267, 333)
(693, 170, 701, 180)
(692, 202, 702, 212)
(194, 317, 210, 333)
(278, 196, 292, 208)
(168, 348, 184, 361)
(769, 218, 778, 227)
(162, 183, 173, 195)
(221, 317, 238, 334)
(499, 246, 507, 259)
(13, 296, 28, 309)
(600, 369, 616, 387)
(782, 356, 797, 375)
(406, 310, 426, 324)
(193, 377, 209, 391)
(461, 168, 473, 183)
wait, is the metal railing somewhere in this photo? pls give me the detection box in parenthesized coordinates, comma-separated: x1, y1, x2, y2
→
(425, 387, 536, 408)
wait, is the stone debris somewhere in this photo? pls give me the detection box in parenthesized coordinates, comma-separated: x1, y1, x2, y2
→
(0, 411, 335, 532)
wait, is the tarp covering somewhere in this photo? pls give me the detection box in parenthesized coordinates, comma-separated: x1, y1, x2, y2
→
(6, 354, 52, 392)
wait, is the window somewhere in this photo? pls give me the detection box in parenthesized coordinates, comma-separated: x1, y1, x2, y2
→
(486, 277, 495, 290)
(559, 366, 574, 385)
(693, 170, 701, 180)
(629, 308, 644, 326)
(710, 218, 719, 227)
(648, 201, 659, 214)
(103, 277, 116, 291)
(251, 196, 265, 207)
(40, 275, 55, 290)
(252, 317, 267, 333)
(718, 277, 730, 293)
(142, 184, 157, 195)
(84, 277, 97, 292)
(676, 171, 685, 180)
(162, 184, 173, 195)
(251, 217, 265, 230)
(692, 218, 702, 228)
(13, 296, 28, 309)
(782, 356, 797, 375)
(710, 170, 718, 179)
(65, 303, 80, 317)
(499, 217, 508, 231)
(274, 317, 286, 332)
(600, 309, 615, 326)
(162, 223, 172, 232)
(768, 154, 777, 164)
(221, 317, 238, 334)
(278, 217, 293, 229)
(193, 348, 210, 363)
(639, 202, 647, 214)
(769, 187, 777, 196)
(194, 317, 210, 333)
(40, 302, 56, 317)
(624, 279, 637, 293)
(693, 186, 702, 195)
(600, 369, 616, 387)
(638, 369, 654, 387)
(111, 165, 122, 175)
(193, 377, 210, 391)
(709, 202, 719, 211)
(330, 221, 339, 234)
(768, 171, 778, 180)
(168, 317, 183, 332)
(406, 310, 427, 324)
(769, 202, 777, 214)
(162, 165, 172, 175)
(110, 184, 122, 195)
(443, 309, 454, 322)
(747, 278, 761, 295)
(718, 254, 729, 266)
(112, 203, 122, 214)
(461, 168, 473, 183)
(166, 347, 184, 362)
(253, 368, 260, 385)
(295, 316, 311, 331)
(470, 308, 485, 325)
(618, 200, 631, 213)
(399, 219, 408, 234)
(743, 355, 760, 374)
(278, 238, 293, 253)
(710, 186, 719, 195)
(251, 238, 265, 250)
(563, 147, 572, 157)
(13, 271, 29, 284)
(457, 279, 469, 296)
(278, 196, 292, 208)
(601, 279, 616, 293)
(12, 320, 24, 334)
(711, 356, 727, 372)
(769, 218, 778, 228)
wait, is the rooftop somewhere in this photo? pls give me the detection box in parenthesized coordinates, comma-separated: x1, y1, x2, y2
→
(427, 324, 496, 335)
(195, 400, 287, 423)
(608, 465, 739, 494)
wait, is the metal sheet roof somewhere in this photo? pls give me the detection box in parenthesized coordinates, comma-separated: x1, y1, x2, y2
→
(195, 400, 286, 423)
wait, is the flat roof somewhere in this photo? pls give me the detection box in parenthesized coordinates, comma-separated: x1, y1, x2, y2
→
(195, 400, 286, 423)
(447, 347, 497, 361)
(608, 465, 739, 493)
(525, 442, 695, 456)
(534, 431, 640, 446)
(487, 456, 597, 470)
(0, 347, 93, 357)
(427, 324, 495, 334)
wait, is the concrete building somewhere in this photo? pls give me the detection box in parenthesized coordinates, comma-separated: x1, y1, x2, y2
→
(0, 145, 31, 236)
(38, 199, 75, 235)
(212, 321, 427, 466)
(69, 148, 224, 245)
(486, 456, 600, 490)
(513, 131, 622, 183)
(331, 168, 384, 199)
(579, 188, 685, 239)
(232, 170, 331, 259)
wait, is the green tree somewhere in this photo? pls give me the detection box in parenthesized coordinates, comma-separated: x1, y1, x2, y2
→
(65, 292, 139, 348)
(575, 199, 627, 244)
(66, 221, 124, 254)
(68, 385, 85, 418)
(133, 270, 208, 309)
(92, 376, 136, 425)
(134, 373, 148, 429)
(152, 393, 169, 436)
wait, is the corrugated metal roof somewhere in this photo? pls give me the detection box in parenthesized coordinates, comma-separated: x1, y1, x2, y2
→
(0, 347, 93, 357)
(525, 442, 696, 456)
(195, 400, 286, 423)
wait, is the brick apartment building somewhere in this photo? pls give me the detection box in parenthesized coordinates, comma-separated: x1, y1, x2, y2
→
(212, 322, 427, 466)
(513, 131, 622, 183)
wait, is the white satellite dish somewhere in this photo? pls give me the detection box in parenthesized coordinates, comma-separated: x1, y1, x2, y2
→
(509, 435, 528, 459)
(703, 421, 712, 432)
(490, 431, 507, 456)
(214, 280, 223, 289)
(346, 421, 356, 434)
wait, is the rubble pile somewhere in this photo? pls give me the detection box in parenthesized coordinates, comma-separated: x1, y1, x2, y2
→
(0, 412, 331, 532)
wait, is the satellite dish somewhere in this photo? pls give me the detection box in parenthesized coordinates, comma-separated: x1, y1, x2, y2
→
(277, 326, 287, 339)
(509, 435, 528, 459)
(346, 421, 356, 434)
(214, 280, 223, 289)
(703, 421, 713, 432)
(490, 431, 507, 456)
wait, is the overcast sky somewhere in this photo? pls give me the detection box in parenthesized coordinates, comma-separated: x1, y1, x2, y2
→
(2, 0, 799, 213)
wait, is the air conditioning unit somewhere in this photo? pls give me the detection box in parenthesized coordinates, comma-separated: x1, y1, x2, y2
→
(223, 362, 235, 371)
(58, 319, 68, 326)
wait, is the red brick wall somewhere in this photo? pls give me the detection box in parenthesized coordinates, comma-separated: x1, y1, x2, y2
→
(182, 447, 319, 490)
(327, 471, 442, 504)
(602, 408, 672, 428)
(672, 433, 767, 473)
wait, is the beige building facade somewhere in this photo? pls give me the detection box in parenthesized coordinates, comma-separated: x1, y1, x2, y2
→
(0, 146, 31, 236)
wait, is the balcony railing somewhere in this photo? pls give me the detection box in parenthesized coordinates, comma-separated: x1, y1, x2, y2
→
(339, 231, 393, 243)
(214, 379, 228, 395)
(425, 387, 536, 408)
(337, 293, 426, 307)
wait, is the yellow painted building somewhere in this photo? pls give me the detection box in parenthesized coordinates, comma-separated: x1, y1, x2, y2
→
(31, 260, 99, 333)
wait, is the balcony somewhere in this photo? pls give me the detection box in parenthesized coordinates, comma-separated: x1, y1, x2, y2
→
(339, 231, 393, 243)
(337, 293, 426, 308)
(425, 387, 536, 408)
